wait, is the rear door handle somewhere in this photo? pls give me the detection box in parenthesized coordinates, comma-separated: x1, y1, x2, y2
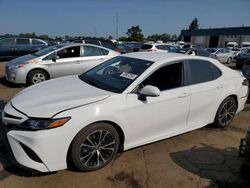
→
(75, 61, 81, 64)
(178, 92, 190, 98)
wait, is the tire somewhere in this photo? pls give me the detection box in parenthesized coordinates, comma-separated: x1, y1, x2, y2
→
(70, 123, 120, 172)
(227, 57, 232, 64)
(27, 69, 48, 85)
(214, 96, 237, 128)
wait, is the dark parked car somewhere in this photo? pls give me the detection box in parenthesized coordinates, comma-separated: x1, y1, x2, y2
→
(236, 49, 250, 69)
(71, 38, 119, 52)
(176, 48, 211, 57)
(242, 60, 250, 99)
(0, 37, 48, 60)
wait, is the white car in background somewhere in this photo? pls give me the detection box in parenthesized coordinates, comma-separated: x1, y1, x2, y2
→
(206, 48, 234, 63)
(140, 43, 177, 52)
(2, 52, 248, 172)
(5, 43, 119, 85)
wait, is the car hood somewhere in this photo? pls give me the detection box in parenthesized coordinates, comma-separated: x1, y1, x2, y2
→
(11, 76, 112, 118)
(8, 54, 38, 66)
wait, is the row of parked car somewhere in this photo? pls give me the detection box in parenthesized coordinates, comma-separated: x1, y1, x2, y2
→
(1, 36, 250, 86)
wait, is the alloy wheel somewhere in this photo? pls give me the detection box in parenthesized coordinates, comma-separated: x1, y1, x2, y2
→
(79, 130, 116, 168)
(218, 98, 236, 126)
(32, 73, 46, 84)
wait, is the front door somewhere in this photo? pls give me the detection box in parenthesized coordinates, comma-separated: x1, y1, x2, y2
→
(51, 45, 84, 78)
(125, 62, 191, 146)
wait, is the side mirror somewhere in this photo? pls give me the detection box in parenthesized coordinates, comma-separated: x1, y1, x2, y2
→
(138, 85, 160, 101)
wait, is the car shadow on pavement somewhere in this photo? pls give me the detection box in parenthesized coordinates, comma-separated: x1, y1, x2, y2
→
(170, 143, 250, 188)
(0, 76, 25, 88)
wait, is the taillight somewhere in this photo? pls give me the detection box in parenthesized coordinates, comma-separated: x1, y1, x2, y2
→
(115, 48, 121, 53)
(242, 79, 249, 86)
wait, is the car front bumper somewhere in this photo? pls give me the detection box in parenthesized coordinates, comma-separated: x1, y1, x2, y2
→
(5, 66, 27, 84)
(2, 103, 72, 172)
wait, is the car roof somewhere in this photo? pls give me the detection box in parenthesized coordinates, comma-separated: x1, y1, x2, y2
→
(121, 52, 188, 62)
(59, 42, 110, 49)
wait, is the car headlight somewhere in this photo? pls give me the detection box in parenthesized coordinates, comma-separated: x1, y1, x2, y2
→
(19, 117, 71, 130)
(8, 64, 26, 69)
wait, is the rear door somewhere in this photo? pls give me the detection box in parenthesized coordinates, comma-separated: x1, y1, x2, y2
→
(80, 45, 110, 73)
(215, 49, 225, 62)
(186, 59, 225, 128)
(15, 38, 32, 56)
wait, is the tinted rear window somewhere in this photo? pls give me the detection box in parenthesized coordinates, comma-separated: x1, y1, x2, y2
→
(141, 44, 153, 49)
(85, 40, 101, 46)
(101, 40, 116, 50)
(16, 38, 30, 45)
(188, 60, 214, 84)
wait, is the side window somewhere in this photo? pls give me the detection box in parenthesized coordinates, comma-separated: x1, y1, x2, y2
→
(85, 40, 101, 46)
(57, 46, 80, 59)
(101, 41, 116, 50)
(84, 46, 103, 56)
(188, 60, 214, 84)
(217, 49, 223, 54)
(197, 50, 210, 57)
(43, 53, 55, 60)
(141, 62, 183, 91)
(211, 63, 222, 79)
(32, 39, 45, 45)
(101, 48, 109, 55)
(16, 38, 30, 45)
(155, 45, 165, 50)
(0, 38, 14, 45)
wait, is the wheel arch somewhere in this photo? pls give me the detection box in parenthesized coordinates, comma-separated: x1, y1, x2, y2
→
(26, 68, 51, 83)
(66, 120, 125, 168)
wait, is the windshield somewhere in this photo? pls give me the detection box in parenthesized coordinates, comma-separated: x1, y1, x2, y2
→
(33, 45, 63, 57)
(79, 56, 154, 93)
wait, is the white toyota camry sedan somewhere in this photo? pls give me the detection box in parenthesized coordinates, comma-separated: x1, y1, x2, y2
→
(2, 52, 249, 172)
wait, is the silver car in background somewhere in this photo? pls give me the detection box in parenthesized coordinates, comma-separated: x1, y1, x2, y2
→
(206, 48, 234, 64)
(5, 43, 119, 85)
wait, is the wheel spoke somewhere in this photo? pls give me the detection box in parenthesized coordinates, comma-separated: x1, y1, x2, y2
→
(84, 151, 96, 165)
(80, 150, 94, 161)
(101, 147, 114, 151)
(100, 132, 109, 145)
(96, 150, 100, 166)
(86, 136, 95, 146)
(98, 130, 103, 145)
(99, 151, 106, 164)
(81, 143, 94, 148)
(101, 141, 115, 148)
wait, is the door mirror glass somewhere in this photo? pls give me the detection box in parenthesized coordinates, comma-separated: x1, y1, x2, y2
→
(139, 85, 160, 100)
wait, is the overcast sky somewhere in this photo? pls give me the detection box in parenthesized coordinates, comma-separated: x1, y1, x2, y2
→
(0, 0, 250, 38)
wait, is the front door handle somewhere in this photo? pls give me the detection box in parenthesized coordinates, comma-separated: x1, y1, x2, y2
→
(75, 61, 81, 64)
(178, 92, 190, 98)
